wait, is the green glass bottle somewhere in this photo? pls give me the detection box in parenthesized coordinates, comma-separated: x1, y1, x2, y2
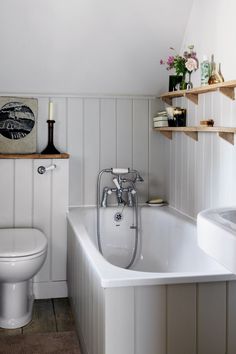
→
(200, 55, 210, 86)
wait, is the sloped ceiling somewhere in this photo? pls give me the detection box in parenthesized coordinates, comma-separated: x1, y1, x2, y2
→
(0, 0, 193, 95)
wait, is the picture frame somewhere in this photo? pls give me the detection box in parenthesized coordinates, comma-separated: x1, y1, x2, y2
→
(0, 97, 37, 154)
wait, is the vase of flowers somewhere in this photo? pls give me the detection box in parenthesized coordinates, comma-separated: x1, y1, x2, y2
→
(180, 73, 187, 90)
(160, 45, 198, 90)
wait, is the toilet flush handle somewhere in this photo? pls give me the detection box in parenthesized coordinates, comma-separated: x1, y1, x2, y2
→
(37, 164, 57, 175)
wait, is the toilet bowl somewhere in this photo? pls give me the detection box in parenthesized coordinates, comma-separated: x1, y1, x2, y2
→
(0, 228, 48, 329)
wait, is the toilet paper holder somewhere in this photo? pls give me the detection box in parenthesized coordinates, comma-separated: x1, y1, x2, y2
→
(37, 164, 57, 175)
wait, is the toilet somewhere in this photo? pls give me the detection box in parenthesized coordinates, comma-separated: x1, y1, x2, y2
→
(0, 228, 48, 329)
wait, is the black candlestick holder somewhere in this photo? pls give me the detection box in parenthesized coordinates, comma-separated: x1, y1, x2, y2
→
(41, 120, 60, 154)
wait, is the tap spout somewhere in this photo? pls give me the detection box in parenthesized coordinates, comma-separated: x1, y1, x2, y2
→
(101, 187, 112, 207)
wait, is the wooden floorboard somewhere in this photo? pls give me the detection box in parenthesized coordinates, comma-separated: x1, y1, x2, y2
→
(0, 298, 82, 353)
(0, 331, 81, 353)
(0, 327, 22, 336)
(0, 296, 79, 351)
(23, 299, 57, 334)
(53, 298, 75, 332)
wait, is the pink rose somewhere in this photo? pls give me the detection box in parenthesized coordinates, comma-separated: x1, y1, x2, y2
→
(185, 58, 198, 72)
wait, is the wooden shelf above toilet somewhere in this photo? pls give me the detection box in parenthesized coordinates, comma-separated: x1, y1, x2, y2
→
(0, 153, 70, 159)
(160, 80, 236, 105)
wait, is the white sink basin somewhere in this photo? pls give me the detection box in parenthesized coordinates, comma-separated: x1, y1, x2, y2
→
(197, 207, 236, 273)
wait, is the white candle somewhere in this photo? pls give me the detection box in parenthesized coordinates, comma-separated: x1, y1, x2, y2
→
(48, 101, 53, 120)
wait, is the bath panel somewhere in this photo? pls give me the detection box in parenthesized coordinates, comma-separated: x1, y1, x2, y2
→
(67, 206, 236, 354)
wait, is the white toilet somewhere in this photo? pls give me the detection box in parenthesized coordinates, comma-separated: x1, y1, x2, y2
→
(0, 228, 48, 329)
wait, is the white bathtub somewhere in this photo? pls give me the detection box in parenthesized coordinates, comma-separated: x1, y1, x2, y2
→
(67, 206, 235, 354)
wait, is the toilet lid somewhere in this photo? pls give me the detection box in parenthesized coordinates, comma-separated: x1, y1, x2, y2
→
(0, 228, 47, 257)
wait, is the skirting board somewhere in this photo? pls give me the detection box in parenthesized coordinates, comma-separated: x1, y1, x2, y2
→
(33, 281, 68, 299)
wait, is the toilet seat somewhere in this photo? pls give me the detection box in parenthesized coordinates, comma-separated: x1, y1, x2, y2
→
(0, 228, 47, 258)
(0, 250, 47, 262)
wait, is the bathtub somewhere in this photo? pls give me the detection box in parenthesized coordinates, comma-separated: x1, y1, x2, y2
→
(67, 206, 235, 354)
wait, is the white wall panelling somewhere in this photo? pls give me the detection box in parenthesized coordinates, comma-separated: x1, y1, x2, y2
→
(35, 95, 163, 206)
(83, 99, 100, 206)
(0, 158, 69, 298)
(162, 91, 236, 219)
(67, 98, 84, 205)
(198, 282, 226, 354)
(135, 286, 166, 354)
(51, 159, 69, 280)
(0, 94, 162, 207)
(15, 160, 33, 227)
(149, 99, 169, 200)
(133, 100, 149, 201)
(33, 159, 51, 283)
(105, 287, 135, 354)
(0, 160, 14, 227)
(166, 0, 236, 218)
(100, 99, 117, 205)
(167, 284, 196, 354)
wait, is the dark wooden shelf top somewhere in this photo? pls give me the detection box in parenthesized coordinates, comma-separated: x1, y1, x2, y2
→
(0, 153, 70, 159)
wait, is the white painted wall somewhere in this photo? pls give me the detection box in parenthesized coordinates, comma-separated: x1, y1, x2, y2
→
(0, 0, 193, 95)
(160, 0, 236, 219)
(181, 0, 236, 86)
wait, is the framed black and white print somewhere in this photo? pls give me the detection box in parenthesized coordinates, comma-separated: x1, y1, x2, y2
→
(0, 97, 37, 153)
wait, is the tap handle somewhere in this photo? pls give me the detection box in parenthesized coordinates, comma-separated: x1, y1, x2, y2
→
(127, 188, 136, 206)
(38, 164, 57, 174)
(113, 177, 121, 190)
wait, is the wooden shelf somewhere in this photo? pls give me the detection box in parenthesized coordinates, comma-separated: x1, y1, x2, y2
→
(160, 80, 236, 105)
(0, 153, 70, 159)
(154, 126, 236, 145)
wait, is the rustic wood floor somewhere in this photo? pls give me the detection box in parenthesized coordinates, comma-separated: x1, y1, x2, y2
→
(0, 298, 81, 353)
(0, 298, 80, 350)
(0, 298, 76, 336)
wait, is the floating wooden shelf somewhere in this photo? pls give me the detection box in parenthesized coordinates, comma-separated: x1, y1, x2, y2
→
(154, 126, 236, 145)
(0, 153, 70, 159)
(160, 80, 236, 105)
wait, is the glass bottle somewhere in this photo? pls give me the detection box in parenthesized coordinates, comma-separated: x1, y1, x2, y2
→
(218, 63, 224, 82)
(208, 63, 223, 85)
(200, 55, 210, 86)
(210, 54, 215, 76)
